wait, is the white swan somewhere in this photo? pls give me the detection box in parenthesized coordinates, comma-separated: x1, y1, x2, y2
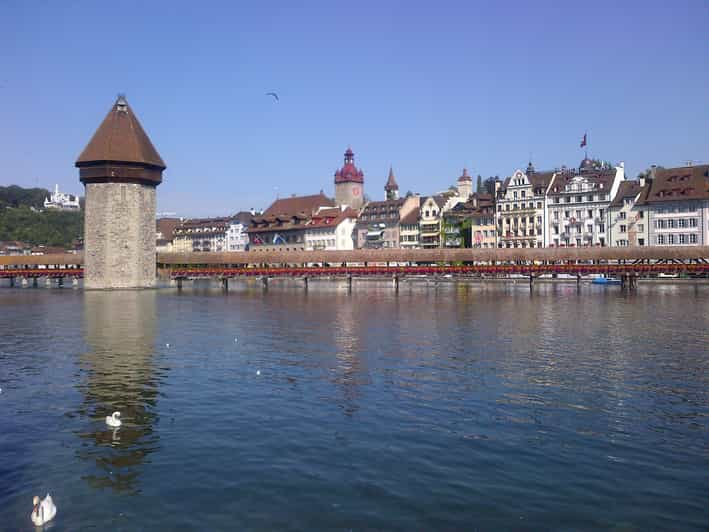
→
(106, 411, 122, 427)
(31, 494, 57, 526)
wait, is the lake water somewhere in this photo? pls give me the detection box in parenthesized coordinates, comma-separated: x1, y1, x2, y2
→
(1, 280, 708, 530)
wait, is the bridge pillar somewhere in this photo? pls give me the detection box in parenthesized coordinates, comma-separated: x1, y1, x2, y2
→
(177, 278, 183, 291)
(347, 274, 352, 292)
(304, 277, 309, 290)
(58, 277, 64, 288)
(222, 278, 229, 292)
(529, 274, 534, 287)
(393, 274, 399, 291)
(262, 276, 269, 288)
(9, 277, 15, 287)
(33, 277, 38, 288)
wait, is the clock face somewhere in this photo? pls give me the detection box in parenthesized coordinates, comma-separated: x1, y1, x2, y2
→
(352, 186, 361, 197)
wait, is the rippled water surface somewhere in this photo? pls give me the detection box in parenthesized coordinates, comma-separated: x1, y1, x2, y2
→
(1, 281, 708, 530)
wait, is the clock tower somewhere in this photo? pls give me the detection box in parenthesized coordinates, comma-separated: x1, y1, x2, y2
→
(334, 147, 365, 210)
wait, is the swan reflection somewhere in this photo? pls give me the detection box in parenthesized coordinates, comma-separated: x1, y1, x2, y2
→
(76, 290, 162, 493)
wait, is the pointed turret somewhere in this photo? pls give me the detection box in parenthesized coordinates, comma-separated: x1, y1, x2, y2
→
(76, 95, 166, 185)
(385, 166, 399, 200)
(77, 95, 165, 289)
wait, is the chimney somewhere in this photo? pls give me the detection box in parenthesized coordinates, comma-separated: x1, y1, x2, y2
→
(639, 177, 645, 188)
(650, 164, 658, 179)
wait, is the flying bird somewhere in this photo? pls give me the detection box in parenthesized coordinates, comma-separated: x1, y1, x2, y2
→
(265, 92, 279, 102)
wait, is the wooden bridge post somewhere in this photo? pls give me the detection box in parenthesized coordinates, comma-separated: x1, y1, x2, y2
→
(347, 274, 352, 292)
(177, 278, 183, 291)
(262, 276, 269, 289)
(222, 277, 229, 292)
(57, 277, 64, 288)
(529, 274, 534, 288)
(304, 276, 309, 290)
(9, 276, 15, 287)
(393, 274, 399, 291)
(33, 277, 38, 288)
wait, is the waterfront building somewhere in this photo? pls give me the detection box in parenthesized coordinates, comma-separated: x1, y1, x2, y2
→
(173, 217, 232, 252)
(636, 164, 709, 246)
(546, 159, 624, 248)
(609, 179, 648, 246)
(156, 217, 181, 253)
(226, 211, 253, 252)
(419, 194, 450, 248)
(248, 192, 335, 251)
(44, 184, 80, 210)
(442, 192, 496, 248)
(355, 195, 420, 248)
(0, 240, 31, 256)
(304, 207, 358, 250)
(399, 205, 420, 248)
(76, 95, 166, 289)
(496, 163, 554, 248)
(384, 167, 399, 201)
(334, 147, 365, 210)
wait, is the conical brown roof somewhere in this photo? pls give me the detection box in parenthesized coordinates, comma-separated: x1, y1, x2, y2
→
(76, 96, 165, 170)
(385, 166, 399, 190)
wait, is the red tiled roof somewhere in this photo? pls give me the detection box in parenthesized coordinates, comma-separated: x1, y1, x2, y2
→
(308, 207, 357, 229)
(263, 192, 335, 217)
(636, 165, 709, 204)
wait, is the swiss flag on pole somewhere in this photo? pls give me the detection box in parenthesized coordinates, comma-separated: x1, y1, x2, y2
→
(580, 133, 587, 148)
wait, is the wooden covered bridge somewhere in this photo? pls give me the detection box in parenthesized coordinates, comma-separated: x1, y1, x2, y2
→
(2, 247, 709, 289)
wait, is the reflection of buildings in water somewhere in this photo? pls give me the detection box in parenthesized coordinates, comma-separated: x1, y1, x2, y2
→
(331, 293, 368, 416)
(77, 290, 161, 493)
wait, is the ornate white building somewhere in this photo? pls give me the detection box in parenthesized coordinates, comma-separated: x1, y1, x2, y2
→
(44, 184, 80, 210)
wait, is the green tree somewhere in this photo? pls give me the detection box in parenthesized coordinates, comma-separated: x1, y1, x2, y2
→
(476, 175, 482, 194)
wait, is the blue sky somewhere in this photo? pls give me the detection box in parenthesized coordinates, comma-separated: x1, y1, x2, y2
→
(1, 0, 707, 217)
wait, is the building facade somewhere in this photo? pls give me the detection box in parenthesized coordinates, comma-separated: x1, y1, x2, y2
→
(248, 193, 335, 251)
(44, 184, 80, 210)
(419, 195, 448, 248)
(334, 148, 365, 210)
(76, 95, 165, 289)
(609, 180, 647, 246)
(546, 160, 624, 248)
(226, 212, 253, 252)
(496, 166, 553, 248)
(355, 195, 419, 248)
(637, 164, 709, 246)
(304, 207, 357, 250)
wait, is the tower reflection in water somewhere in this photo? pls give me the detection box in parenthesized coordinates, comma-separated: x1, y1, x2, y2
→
(76, 290, 163, 493)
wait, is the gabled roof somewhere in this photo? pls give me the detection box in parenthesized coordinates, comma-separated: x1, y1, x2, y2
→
(610, 180, 643, 207)
(263, 192, 335, 217)
(76, 96, 165, 169)
(636, 165, 709, 205)
(400, 208, 420, 225)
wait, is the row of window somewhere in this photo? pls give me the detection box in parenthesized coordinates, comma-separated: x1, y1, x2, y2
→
(654, 218, 698, 229)
(553, 209, 605, 220)
(499, 201, 543, 211)
(656, 234, 699, 244)
(552, 194, 609, 204)
(501, 216, 543, 225)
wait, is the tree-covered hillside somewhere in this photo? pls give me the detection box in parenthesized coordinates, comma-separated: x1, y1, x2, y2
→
(0, 185, 83, 247)
(0, 207, 83, 247)
(0, 185, 51, 209)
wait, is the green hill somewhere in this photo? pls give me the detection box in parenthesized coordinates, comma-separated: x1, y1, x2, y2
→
(0, 185, 83, 247)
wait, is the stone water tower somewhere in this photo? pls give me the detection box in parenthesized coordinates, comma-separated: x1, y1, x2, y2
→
(76, 95, 166, 289)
